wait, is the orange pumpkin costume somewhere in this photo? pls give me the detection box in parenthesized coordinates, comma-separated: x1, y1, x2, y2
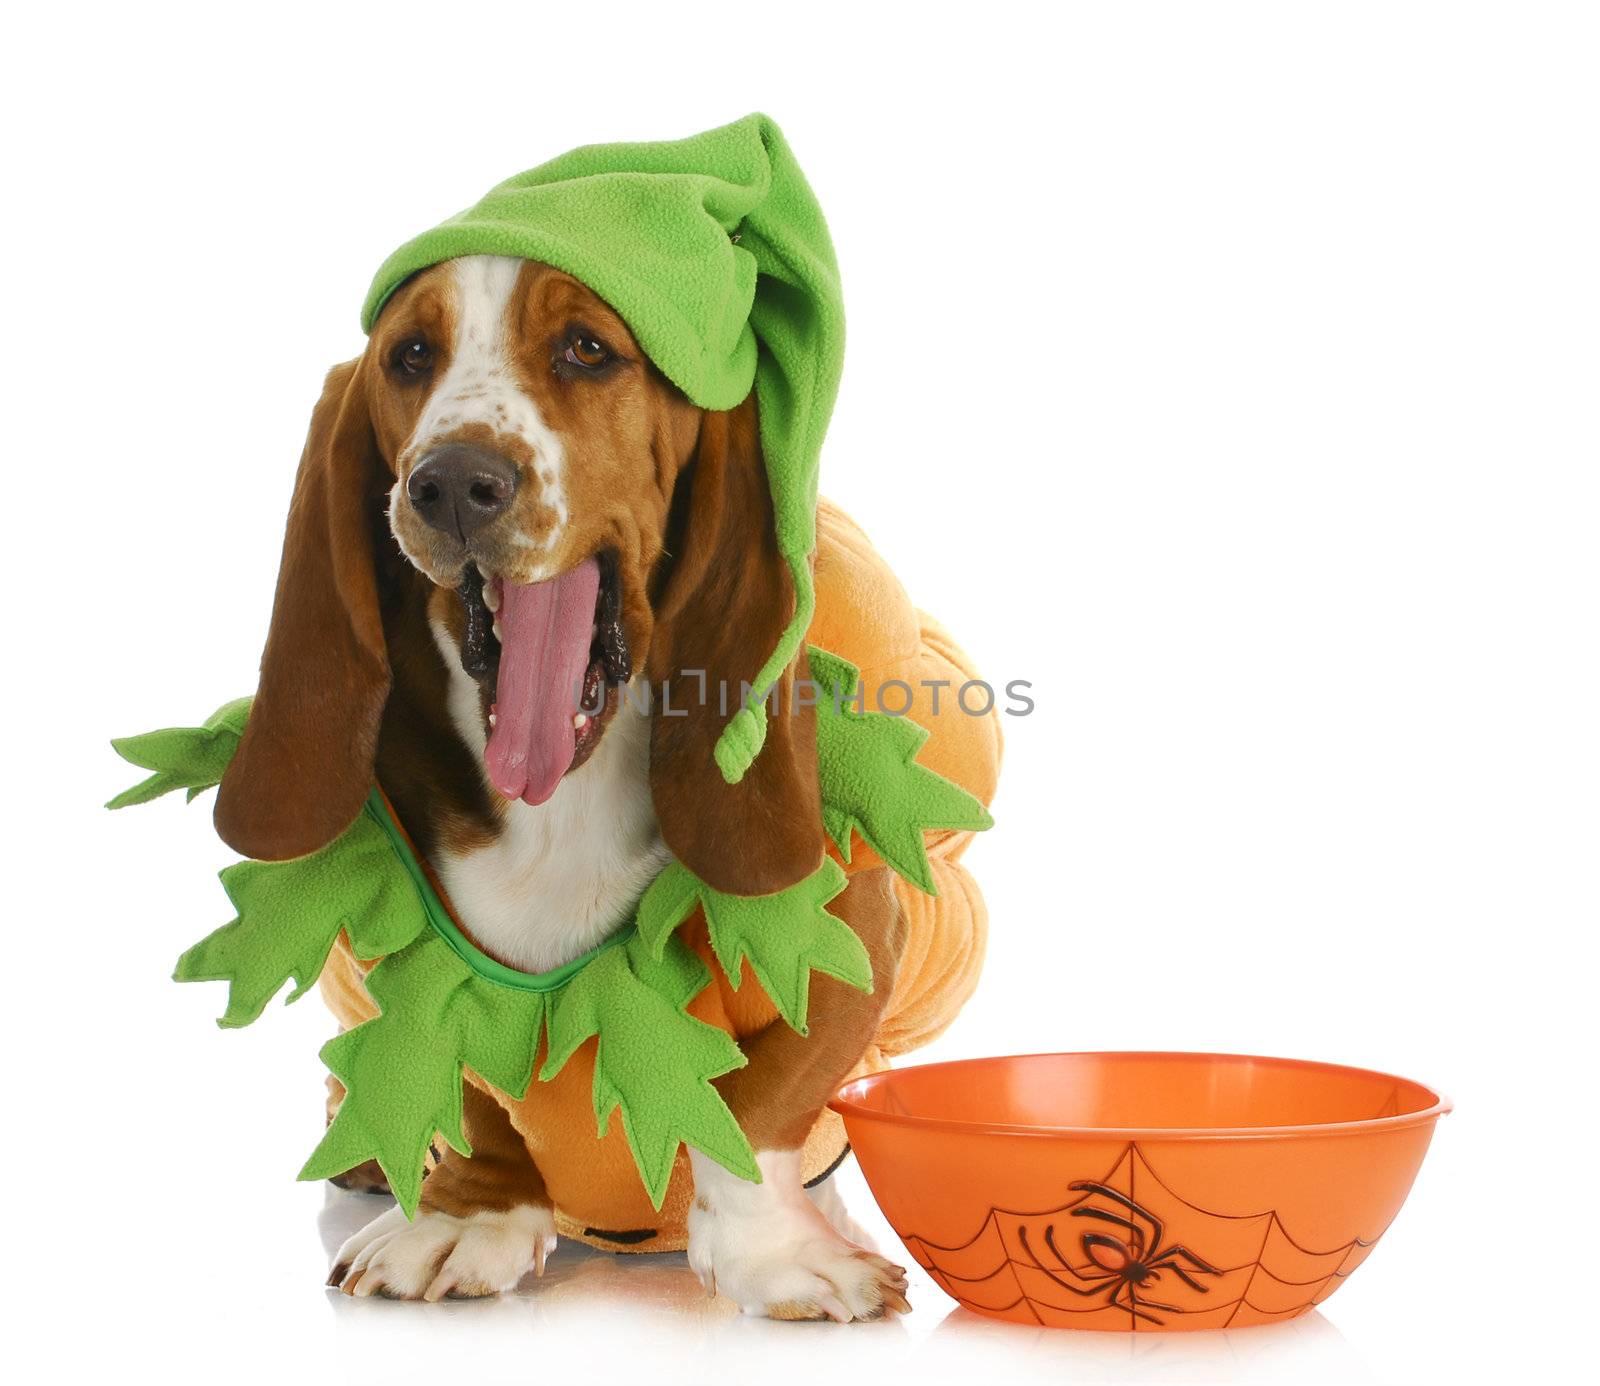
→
(317, 501, 1001, 1250)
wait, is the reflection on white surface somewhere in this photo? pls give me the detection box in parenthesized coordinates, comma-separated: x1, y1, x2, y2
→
(310, 1160, 1378, 1386)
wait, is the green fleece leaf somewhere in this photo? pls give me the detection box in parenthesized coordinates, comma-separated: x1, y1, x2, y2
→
(542, 936, 755, 1207)
(454, 982, 548, 1102)
(810, 647, 993, 894)
(637, 859, 868, 1034)
(173, 808, 428, 1028)
(635, 864, 701, 957)
(703, 859, 867, 1034)
(106, 697, 253, 808)
(300, 935, 472, 1217)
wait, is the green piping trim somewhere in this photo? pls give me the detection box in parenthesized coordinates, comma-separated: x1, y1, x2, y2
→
(362, 789, 628, 993)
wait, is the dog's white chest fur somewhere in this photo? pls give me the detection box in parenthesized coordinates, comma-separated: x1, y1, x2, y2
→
(429, 618, 671, 973)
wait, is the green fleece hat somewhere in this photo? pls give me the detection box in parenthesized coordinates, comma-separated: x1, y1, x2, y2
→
(362, 113, 844, 785)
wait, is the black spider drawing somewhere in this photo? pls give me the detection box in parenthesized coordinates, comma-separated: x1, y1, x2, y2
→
(1015, 1180, 1223, 1324)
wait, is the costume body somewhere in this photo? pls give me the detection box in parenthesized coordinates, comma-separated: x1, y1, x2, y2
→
(317, 502, 1000, 1249)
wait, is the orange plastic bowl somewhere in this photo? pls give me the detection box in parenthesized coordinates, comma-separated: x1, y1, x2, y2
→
(829, 1051, 1448, 1331)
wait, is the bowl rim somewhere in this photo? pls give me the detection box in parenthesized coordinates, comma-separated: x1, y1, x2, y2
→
(828, 1049, 1453, 1140)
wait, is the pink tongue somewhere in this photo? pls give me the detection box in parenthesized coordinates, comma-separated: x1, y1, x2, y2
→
(484, 558, 601, 806)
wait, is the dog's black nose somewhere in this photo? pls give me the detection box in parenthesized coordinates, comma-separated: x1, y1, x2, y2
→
(406, 444, 518, 538)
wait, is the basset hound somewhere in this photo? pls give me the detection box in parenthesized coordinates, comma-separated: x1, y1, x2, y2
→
(216, 253, 998, 1318)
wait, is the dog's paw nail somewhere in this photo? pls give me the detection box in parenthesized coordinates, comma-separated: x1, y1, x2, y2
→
(815, 1292, 852, 1324)
(327, 1262, 350, 1287)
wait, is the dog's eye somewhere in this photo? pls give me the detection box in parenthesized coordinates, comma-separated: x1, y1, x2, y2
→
(564, 333, 611, 370)
(393, 338, 433, 376)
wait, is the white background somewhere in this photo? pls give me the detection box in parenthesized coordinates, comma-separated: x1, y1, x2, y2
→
(7, 3, 1595, 1383)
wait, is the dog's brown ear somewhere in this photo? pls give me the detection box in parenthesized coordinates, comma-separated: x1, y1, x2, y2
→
(647, 395, 825, 895)
(214, 358, 392, 860)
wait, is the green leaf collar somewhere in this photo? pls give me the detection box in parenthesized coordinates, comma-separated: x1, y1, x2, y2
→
(111, 648, 990, 1215)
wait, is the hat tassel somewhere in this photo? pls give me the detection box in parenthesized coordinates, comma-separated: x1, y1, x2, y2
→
(713, 549, 814, 785)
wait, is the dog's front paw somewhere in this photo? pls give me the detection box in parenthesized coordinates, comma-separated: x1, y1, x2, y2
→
(687, 1150, 910, 1322)
(328, 1203, 556, 1301)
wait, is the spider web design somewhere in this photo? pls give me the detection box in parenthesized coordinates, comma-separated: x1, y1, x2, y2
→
(899, 1144, 1385, 1329)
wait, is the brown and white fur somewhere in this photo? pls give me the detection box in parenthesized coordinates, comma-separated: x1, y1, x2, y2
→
(216, 255, 909, 1318)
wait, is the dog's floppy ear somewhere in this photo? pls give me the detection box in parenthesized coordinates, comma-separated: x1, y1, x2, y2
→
(647, 395, 825, 895)
(214, 358, 392, 860)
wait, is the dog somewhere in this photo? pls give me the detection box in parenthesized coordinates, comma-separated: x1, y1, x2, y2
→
(215, 253, 998, 1317)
